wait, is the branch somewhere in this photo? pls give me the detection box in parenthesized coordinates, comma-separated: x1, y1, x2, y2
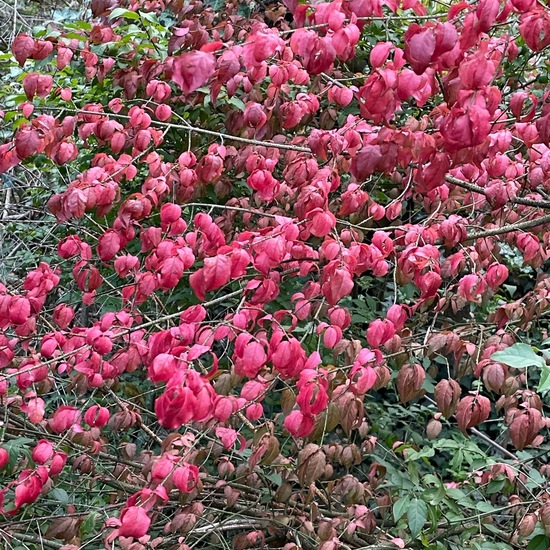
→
(466, 211, 550, 240)
(469, 427, 522, 463)
(124, 287, 245, 335)
(446, 175, 550, 209)
(424, 397, 520, 462)
(39, 107, 311, 153)
(281, 13, 447, 35)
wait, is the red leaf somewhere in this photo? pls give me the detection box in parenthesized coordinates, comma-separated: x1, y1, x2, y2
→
(49, 141, 78, 165)
(200, 40, 223, 53)
(157, 257, 184, 290)
(20, 393, 45, 423)
(0, 448, 8, 470)
(23, 73, 53, 100)
(215, 427, 239, 449)
(9, 296, 31, 325)
(290, 29, 336, 74)
(84, 405, 110, 427)
(434, 379, 461, 418)
(351, 145, 383, 181)
(14, 470, 44, 511)
(284, 410, 315, 437)
(97, 230, 121, 261)
(32, 40, 53, 61)
(457, 273, 487, 303)
(456, 395, 491, 432)
(11, 34, 35, 66)
(173, 463, 199, 493)
(0, 143, 21, 173)
(476, 0, 500, 32)
(56, 46, 73, 70)
(49, 406, 81, 433)
(366, 319, 396, 348)
(519, 9, 550, 52)
(508, 408, 542, 450)
(171, 51, 216, 94)
(32, 440, 54, 464)
(396, 363, 425, 403)
(189, 254, 231, 300)
(486, 263, 509, 289)
(370, 41, 394, 68)
(440, 105, 491, 151)
(14, 126, 42, 159)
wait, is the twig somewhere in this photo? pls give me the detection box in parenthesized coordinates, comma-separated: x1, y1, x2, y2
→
(190, 518, 270, 535)
(469, 426, 521, 463)
(2, 187, 12, 220)
(105, 387, 163, 445)
(0, 531, 63, 549)
(281, 13, 448, 35)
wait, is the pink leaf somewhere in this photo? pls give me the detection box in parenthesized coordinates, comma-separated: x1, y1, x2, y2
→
(171, 51, 216, 94)
(215, 427, 239, 449)
(322, 267, 353, 305)
(189, 254, 231, 300)
(284, 410, 315, 437)
(118, 506, 151, 538)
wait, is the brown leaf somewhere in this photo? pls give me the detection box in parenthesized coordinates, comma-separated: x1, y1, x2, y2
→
(45, 517, 80, 541)
(337, 392, 364, 435)
(434, 378, 461, 418)
(507, 407, 543, 450)
(224, 484, 240, 508)
(297, 444, 326, 486)
(396, 363, 426, 403)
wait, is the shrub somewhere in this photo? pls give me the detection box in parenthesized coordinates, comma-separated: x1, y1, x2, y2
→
(1, 0, 550, 549)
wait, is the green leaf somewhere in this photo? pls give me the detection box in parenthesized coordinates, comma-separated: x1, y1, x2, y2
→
(491, 343, 545, 369)
(50, 487, 69, 504)
(407, 462, 419, 486)
(473, 542, 514, 550)
(475, 501, 495, 513)
(139, 11, 158, 23)
(109, 8, 140, 20)
(408, 498, 428, 538)
(443, 497, 462, 517)
(486, 478, 506, 494)
(426, 482, 447, 506)
(65, 20, 92, 30)
(405, 446, 435, 462)
(228, 97, 246, 111)
(527, 535, 550, 550)
(265, 473, 282, 486)
(3, 437, 33, 473)
(393, 495, 411, 522)
(80, 511, 100, 537)
(538, 365, 550, 393)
